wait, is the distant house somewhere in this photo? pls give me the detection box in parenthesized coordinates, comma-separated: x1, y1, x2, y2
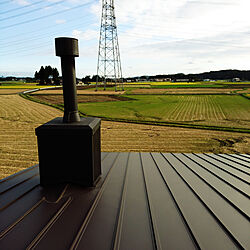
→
(155, 78, 171, 82)
(175, 79, 189, 82)
(232, 78, 240, 82)
(155, 79, 164, 82)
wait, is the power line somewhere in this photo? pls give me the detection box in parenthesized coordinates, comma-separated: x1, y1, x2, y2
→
(0, 0, 44, 15)
(1, 26, 248, 57)
(0, 0, 95, 30)
(0, 0, 14, 5)
(119, 30, 250, 50)
(0, 19, 96, 51)
(0, 0, 66, 22)
(0, 14, 96, 42)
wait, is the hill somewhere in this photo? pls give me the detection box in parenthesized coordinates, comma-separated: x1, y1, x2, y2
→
(128, 69, 250, 82)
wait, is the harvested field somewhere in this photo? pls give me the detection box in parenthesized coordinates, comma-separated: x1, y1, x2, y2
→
(130, 88, 244, 95)
(0, 95, 62, 179)
(102, 121, 250, 154)
(0, 88, 29, 95)
(29, 94, 132, 105)
(236, 88, 250, 94)
(33, 89, 125, 95)
(0, 94, 249, 179)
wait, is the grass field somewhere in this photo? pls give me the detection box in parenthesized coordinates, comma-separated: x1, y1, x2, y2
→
(78, 95, 250, 131)
(0, 84, 56, 89)
(1, 94, 249, 179)
(123, 81, 250, 85)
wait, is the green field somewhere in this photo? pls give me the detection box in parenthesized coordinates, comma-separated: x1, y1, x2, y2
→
(0, 81, 58, 89)
(78, 95, 250, 131)
(94, 81, 250, 90)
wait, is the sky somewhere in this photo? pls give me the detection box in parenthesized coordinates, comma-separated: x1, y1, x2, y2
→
(1, 0, 250, 78)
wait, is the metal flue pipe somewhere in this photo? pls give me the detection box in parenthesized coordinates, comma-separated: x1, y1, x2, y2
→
(55, 37, 80, 123)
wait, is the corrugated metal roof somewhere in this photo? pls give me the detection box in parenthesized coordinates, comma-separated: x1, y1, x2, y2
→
(0, 153, 249, 250)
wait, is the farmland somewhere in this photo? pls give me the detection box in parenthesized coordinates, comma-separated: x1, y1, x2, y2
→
(27, 84, 250, 132)
(0, 82, 250, 179)
(0, 94, 249, 179)
(77, 94, 250, 131)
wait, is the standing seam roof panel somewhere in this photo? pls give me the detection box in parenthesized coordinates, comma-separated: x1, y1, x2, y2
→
(0, 153, 249, 250)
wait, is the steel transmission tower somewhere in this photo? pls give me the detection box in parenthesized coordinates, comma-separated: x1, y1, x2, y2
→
(96, 0, 123, 91)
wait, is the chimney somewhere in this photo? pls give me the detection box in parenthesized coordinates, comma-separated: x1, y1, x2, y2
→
(35, 37, 101, 187)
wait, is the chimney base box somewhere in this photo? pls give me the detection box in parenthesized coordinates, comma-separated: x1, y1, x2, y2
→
(35, 117, 101, 187)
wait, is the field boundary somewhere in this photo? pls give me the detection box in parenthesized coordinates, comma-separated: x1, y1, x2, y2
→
(19, 93, 64, 111)
(20, 93, 250, 134)
(126, 93, 237, 96)
(240, 93, 250, 100)
(78, 112, 250, 134)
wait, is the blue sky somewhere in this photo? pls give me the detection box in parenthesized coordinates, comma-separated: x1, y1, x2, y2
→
(1, 0, 250, 78)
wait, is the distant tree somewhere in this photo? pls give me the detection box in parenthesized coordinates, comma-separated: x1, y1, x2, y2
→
(91, 75, 98, 82)
(35, 66, 60, 85)
(93, 75, 104, 82)
(82, 75, 91, 85)
(34, 71, 39, 81)
(39, 66, 46, 85)
(44, 66, 52, 84)
(52, 68, 60, 85)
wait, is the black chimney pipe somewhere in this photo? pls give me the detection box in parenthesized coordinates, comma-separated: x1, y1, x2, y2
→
(55, 37, 80, 123)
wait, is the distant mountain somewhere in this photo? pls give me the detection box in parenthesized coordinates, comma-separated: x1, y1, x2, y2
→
(128, 70, 250, 81)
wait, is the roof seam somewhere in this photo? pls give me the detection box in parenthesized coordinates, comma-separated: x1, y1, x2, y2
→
(26, 197, 73, 250)
(175, 154, 250, 220)
(112, 152, 130, 250)
(0, 198, 44, 240)
(193, 153, 250, 186)
(0, 173, 39, 195)
(216, 154, 250, 169)
(156, 153, 201, 250)
(140, 152, 161, 250)
(225, 154, 250, 164)
(204, 154, 250, 176)
(187, 154, 250, 199)
(169, 153, 244, 249)
(69, 152, 120, 250)
(0, 165, 38, 185)
(239, 154, 250, 160)
(0, 183, 40, 212)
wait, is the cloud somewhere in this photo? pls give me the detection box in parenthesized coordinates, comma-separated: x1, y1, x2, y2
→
(72, 29, 99, 41)
(55, 19, 66, 24)
(79, 0, 250, 75)
(15, 0, 30, 5)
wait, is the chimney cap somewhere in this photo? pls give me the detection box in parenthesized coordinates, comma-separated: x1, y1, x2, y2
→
(55, 37, 79, 57)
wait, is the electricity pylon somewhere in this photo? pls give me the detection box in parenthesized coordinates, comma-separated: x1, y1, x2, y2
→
(96, 0, 123, 91)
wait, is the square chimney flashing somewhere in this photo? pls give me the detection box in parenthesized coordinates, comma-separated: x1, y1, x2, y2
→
(35, 37, 102, 187)
(36, 117, 101, 187)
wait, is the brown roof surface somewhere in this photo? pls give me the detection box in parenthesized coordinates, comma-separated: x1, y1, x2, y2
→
(0, 152, 249, 249)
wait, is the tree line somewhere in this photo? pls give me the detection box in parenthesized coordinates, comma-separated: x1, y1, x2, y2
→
(142, 69, 250, 81)
(34, 66, 60, 85)
(2, 69, 249, 84)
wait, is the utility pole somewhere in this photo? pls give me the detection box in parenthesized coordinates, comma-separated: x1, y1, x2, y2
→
(96, 0, 123, 91)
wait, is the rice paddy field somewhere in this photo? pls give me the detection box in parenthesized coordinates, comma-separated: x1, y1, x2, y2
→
(78, 95, 250, 131)
(0, 82, 249, 179)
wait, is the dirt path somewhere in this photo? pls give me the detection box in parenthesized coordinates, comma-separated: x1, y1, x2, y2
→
(0, 94, 249, 179)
